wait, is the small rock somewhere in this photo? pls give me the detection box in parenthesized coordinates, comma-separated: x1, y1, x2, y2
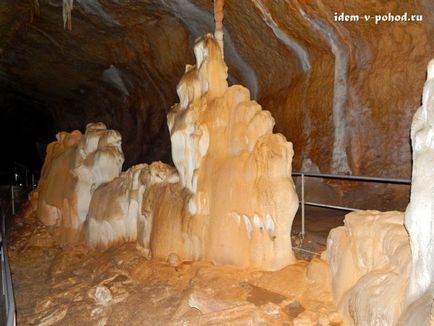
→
(36, 306, 68, 326)
(328, 311, 342, 324)
(285, 300, 305, 317)
(260, 302, 281, 319)
(168, 253, 181, 267)
(95, 286, 112, 305)
(293, 310, 318, 326)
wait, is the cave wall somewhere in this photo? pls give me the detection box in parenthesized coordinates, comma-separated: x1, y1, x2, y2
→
(1, 0, 434, 185)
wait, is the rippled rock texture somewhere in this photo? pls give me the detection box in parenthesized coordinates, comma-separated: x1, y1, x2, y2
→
(37, 23, 299, 271)
(324, 61, 434, 325)
(2, 1, 434, 185)
(9, 205, 341, 325)
(37, 122, 123, 239)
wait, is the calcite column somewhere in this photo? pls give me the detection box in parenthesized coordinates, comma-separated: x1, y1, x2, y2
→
(37, 122, 124, 239)
(405, 59, 434, 304)
(164, 32, 299, 270)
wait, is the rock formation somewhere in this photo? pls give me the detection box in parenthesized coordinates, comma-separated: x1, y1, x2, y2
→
(85, 161, 179, 251)
(146, 31, 298, 270)
(86, 163, 147, 249)
(400, 58, 434, 325)
(324, 60, 434, 325)
(36, 10, 298, 270)
(37, 122, 124, 239)
(326, 210, 410, 325)
(4, 1, 434, 199)
(85, 32, 298, 271)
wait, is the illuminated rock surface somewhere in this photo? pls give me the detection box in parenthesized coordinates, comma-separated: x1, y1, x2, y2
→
(3, 2, 434, 205)
(37, 122, 124, 240)
(325, 61, 434, 325)
(9, 206, 341, 325)
(326, 210, 410, 325)
(400, 59, 434, 326)
(81, 31, 298, 270)
(146, 32, 298, 270)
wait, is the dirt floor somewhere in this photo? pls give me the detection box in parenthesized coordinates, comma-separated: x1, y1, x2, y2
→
(8, 204, 345, 325)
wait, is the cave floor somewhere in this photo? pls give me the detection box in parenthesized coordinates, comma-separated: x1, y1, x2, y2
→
(8, 205, 343, 325)
(292, 207, 346, 260)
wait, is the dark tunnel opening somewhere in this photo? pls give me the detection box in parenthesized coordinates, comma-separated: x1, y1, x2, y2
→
(0, 92, 54, 183)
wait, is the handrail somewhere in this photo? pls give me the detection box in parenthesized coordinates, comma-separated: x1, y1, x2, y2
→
(2, 214, 16, 326)
(1, 206, 16, 326)
(13, 162, 39, 174)
(292, 171, 411, 184)
(292, 171, 411, 237)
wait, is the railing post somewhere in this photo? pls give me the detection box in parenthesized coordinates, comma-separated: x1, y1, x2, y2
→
(32, 174, 35, 188)
(301, 173, 305, 237)
(14, 166, 17, 186)
(10, 186, 15, 216)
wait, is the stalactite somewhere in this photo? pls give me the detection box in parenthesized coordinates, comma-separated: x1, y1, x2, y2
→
(63, 0, 73, 31)
(213, 0, 224, 58)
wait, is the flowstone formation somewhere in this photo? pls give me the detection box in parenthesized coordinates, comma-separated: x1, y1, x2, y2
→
(37, 122, 124, 239)
(86, 161, 179, 251)
(401, 58, 434, 325)
(326, 210, 410, 325)
(88, 33, 299, 271)
(324, 60, 434, 326)
(35, 17, 298, 271)
(155, 32, 299, 270)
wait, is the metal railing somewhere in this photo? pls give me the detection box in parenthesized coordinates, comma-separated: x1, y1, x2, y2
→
(10, 162, 38, 217)
(1, 211, 16, 326)
(0, 162, 38, 326)
(13, 162, 38, 189)
(292, 172, 411, 237)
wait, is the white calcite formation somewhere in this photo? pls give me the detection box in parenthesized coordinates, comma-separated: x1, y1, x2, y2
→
(86, 163, 147, 248)
(86, 33, 299, 271)
(401, 58, 434, 325)
(325, 60, 434, 325)
(152, 32, 298, 270)
(326, 210, 410, 325)
(37, 122, 124, 239)
(85, 161, 179, 251)
(36, 25, 298, 270)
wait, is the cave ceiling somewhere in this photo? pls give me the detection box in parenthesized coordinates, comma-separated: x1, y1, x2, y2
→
(1, 0, 434, 177)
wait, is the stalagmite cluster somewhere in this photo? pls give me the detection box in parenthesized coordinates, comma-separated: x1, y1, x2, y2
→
(37, 122, 124, 240)
(156, 32, 298, 270)
(34, 5, 299, 271)
(326, 210, 410, 325)
(324, 60, 434, 325)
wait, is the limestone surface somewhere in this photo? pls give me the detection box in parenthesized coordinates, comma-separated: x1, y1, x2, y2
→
(151, 32, 299, 271)
(401, 58, 434, 325)
(87, 33, 299, 271)
(324, 60, 434, 326)
(35, 31, 298, 271)
(37, 122, 124, 239)
(326, 210, 410, 325)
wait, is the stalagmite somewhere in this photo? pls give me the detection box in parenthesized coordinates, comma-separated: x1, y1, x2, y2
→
(325, 60, 434, 325)
(213, 0, 224, 58)
(85, 164, 147, 249)
(36, 1, 298, 271)
(63, 0, 73, 30)
(84, 161, 179, 251)
(154, 29, 299, 270)
(37, 122, 124, 240)
(399, 58, 434, 325)
(326, 210, 410, 325)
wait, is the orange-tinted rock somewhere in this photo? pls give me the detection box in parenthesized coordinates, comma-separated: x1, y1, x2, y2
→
(37, 122, 124, 240)
(3, 1, 434, 196)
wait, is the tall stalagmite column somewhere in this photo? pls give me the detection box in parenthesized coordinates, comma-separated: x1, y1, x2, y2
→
(214, 0, 224, 58)
(405, 59, 434, 306)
